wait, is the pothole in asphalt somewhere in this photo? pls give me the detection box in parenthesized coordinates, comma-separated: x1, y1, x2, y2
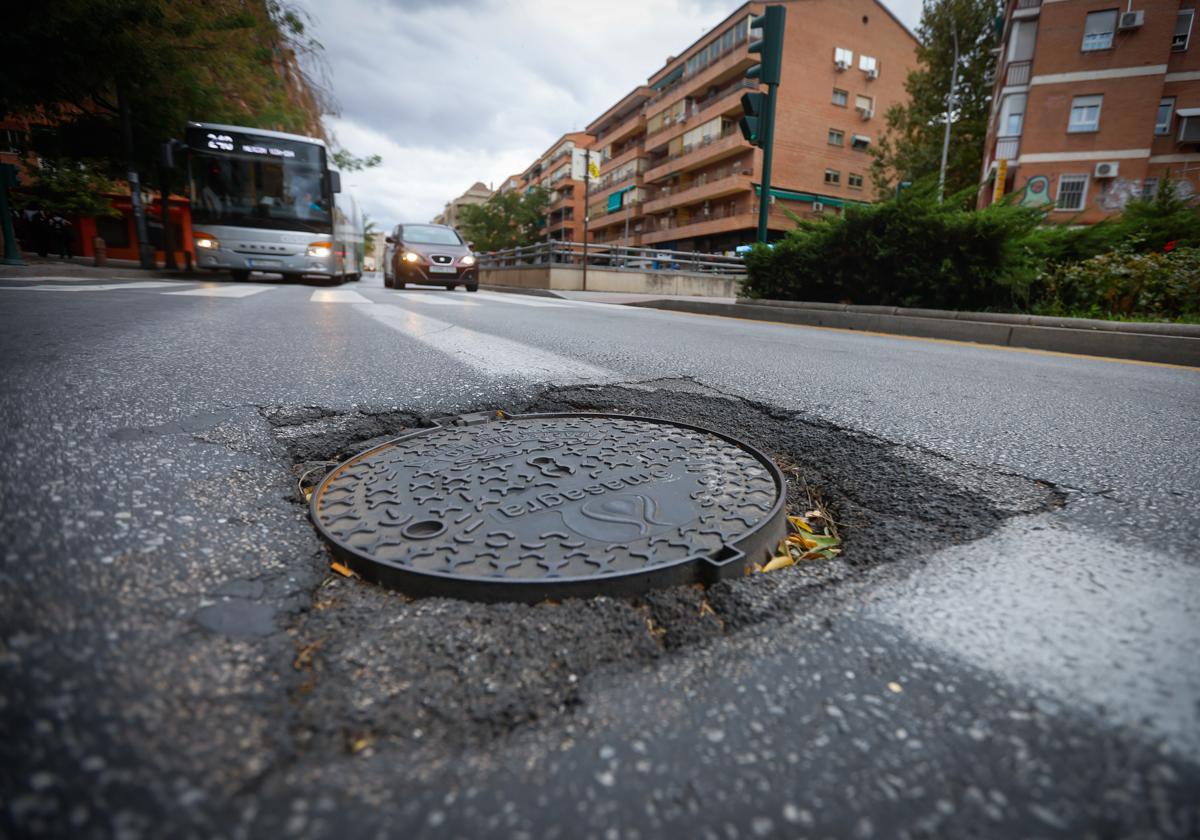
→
(263, 380, 1065, 754)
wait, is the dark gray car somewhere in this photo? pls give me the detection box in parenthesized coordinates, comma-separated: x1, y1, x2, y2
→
(384, 223, 478, 291)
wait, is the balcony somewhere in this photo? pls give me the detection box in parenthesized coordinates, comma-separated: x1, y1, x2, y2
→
(642, 172, 753, 215)
(645, 79, 758, 150)
(643, 126, 744, 183)
(598, 143, 644, 176)
(994, 136, 1021, 161)
(1004, 60, 1031, 86)
(1015, 0, 1041, 10)
(641, 209, 757, 245)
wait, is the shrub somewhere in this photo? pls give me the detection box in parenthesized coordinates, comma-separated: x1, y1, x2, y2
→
(742, 190, 1041, 309)
(1036, 247, 1200, 320)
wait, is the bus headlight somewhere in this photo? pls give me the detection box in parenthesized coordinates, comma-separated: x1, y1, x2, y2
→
(459, 255, 476, 266)
(306, 241, 333, 258)
(194, 232, 219, 249)
(403, 251, 420, 263)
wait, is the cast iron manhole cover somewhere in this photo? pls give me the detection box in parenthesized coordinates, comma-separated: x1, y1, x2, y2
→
(310, 413, 786, 602)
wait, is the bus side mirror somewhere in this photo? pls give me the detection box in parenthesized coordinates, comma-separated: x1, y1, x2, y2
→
(385, 236, 395, 244)
(329, 171, 342, 194)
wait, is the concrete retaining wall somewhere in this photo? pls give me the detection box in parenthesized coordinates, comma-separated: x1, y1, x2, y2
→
(480, 266, 740, 298)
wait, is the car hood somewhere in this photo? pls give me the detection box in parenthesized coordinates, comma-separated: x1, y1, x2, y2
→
(400, 242, 471, 259)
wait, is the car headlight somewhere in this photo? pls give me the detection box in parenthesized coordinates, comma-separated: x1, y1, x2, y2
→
(459, 255, 476, 266)
(194, 233, 219, 249)
(403, 251, 420, 263)
(307, 241, 333, 258)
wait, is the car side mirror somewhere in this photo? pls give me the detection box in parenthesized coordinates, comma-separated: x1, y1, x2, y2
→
(329, 171, 342, 194)
(385, 236, 395, 244)
(466, 242, 475, 250)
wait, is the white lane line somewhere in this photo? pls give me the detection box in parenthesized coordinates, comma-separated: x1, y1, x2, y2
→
(353, 303, 611, 381)
(1, 281, 185, 292)
(471, 292, 572, 308)
(310, 289, 372, 303)
(391, 291, 478, 307)
(163, 285, 275, 298)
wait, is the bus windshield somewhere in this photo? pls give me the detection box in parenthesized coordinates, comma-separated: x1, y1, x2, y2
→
(187, 129, 331, 233)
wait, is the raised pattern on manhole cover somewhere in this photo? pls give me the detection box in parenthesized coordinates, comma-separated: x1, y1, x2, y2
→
(310, 413, 786, 602)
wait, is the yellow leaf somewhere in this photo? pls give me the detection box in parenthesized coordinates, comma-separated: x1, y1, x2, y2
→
(699, 600, 715, 617)
(762, 555, 796, 572)
(788, 515, 814, 533)
(805, 509, 825, 520)
(349, 735, 373, 754)
(303, 487, 313, 502)
(787, 534, 820, 550)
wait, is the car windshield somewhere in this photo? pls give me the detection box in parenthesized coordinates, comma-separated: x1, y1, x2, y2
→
(403, 225, 462, 245)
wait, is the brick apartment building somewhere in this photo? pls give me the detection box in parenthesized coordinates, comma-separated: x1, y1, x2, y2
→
(432, 181, 493, 230)
(517, 132, 594, 242)
(579, 0, 917, 252)
(982, 0, 1200, 221)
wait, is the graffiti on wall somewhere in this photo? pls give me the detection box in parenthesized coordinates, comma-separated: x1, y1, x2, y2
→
(1014, 174, 1198, 211)
(1017, 175, 1053, 207)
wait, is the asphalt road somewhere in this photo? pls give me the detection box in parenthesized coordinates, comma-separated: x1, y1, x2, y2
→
(1, 267, 1197, 838)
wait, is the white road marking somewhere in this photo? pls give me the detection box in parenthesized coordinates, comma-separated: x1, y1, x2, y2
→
(1, 281, 184, 292)
(310, 289, 372, 303)
(471, 292, 572, 308)
(391, 291, 478, 307)
(163, 285, 275, 298)
(353, 303, 611, 381)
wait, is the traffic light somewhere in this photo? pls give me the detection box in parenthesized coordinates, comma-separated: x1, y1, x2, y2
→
(739, 91, 767, 147)
(746, 6, 786, 86)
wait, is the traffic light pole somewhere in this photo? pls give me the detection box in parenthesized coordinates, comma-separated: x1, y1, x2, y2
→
(756, 83, 777, 245)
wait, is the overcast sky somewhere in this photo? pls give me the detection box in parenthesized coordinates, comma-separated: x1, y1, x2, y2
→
(295, 0, 925, 226)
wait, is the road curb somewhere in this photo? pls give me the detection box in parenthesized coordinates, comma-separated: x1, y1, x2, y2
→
(627, 299, 1200, 367)
(479, 284, 565, 299)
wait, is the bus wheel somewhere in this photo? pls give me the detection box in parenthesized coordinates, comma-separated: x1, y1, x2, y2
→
(230, 270, 250, 282)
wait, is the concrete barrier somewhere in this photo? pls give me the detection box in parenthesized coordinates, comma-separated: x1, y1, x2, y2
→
(480, 265, 740, 298)
(627, 298, 1200, 367)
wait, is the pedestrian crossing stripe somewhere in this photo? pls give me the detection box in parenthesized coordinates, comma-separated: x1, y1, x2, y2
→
(164, 285, 275, 298)
(310, 289, 372, 303)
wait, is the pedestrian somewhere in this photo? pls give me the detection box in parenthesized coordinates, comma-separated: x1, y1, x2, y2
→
(32, 208, 50, 258)
(50, 213, 73, 259)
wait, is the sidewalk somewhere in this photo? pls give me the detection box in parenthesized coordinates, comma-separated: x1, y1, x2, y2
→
(0, 254, 194, 280)
(480, 284, 736, 306)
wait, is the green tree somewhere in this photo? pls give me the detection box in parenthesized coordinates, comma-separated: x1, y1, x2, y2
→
(871, 0, 1000, 201)
(458, 187, 550, 251)
(12, 157, 120, 219)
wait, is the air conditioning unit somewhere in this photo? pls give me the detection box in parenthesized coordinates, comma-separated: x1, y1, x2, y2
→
(1118, 10, 1144, 29)
(1094, 161, 1120, 178)
(812, 201, 825, 213)
(866, 67, 879, 80)
(835, 59, 850, 71)
(858, 106, 874, 120)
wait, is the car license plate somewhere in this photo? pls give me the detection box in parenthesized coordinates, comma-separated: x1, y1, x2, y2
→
(247, 259, 281, 268)
(429, 265, 456, 274)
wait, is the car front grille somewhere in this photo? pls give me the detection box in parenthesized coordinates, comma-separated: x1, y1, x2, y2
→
(430, 255, 452, 264)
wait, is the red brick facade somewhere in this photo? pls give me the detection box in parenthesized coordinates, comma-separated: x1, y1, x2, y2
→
(982, 0, 1200, 222)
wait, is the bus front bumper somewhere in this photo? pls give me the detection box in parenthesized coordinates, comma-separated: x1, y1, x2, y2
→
(195, 247, 337, 277)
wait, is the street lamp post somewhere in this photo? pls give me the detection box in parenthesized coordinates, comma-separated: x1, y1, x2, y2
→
(937, 19, 960, 204)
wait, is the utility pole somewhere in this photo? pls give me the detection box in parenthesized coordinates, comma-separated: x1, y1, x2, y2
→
(739, 6, 786, 244)
(582, 149, 589, 291)
(118, 84, 155, 269)
(938, 18, 960, 203)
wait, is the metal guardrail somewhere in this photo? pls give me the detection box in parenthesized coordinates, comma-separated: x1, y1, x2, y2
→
(478, 241, 747, 276)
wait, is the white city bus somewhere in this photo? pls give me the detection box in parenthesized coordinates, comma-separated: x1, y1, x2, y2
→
(185, 121, 362, 283)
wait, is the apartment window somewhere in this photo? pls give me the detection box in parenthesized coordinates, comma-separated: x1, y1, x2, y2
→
(851, 134, 871, 151)
(1008, 19, 1038, 62)
(824, 169, 841, 185)
(832, 88, 848, 107)
(1141, 177, 1159, 199)
(998, 93, 1027, 136)
(1056, 174, 1089, 210)
(855, 94, 874, 112)
(834, 47, 854, 67)
(1156, 98, 1175, 135)
(1068, 95, 1103, 132)
(848, 173, 864, 189)
(828, 128, 845, 146)
(1174, 9, 1195, 51)
(1082, 10, 1117, 51)
(1, 129, 26, 153)
(859, 54, 878, 74)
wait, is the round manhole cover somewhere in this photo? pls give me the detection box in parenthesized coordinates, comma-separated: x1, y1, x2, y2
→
(310, 413, 786, 602)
